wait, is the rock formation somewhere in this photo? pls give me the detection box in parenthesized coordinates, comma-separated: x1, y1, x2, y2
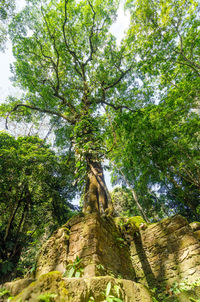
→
(1, 213, 200, 301)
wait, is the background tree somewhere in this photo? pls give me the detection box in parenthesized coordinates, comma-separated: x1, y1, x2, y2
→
(125, 0, 200, 100)
(103, 0, 200, 221)
(111, 187, 139, 217)
(107, 96, 200, 221)
(0, 0, 15, 50)
(0, 132, 77, 281)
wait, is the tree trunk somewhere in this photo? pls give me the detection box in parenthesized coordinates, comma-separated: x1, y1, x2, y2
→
(83, 161, 113, 214)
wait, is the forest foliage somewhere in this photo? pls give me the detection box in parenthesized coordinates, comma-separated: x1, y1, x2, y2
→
(0, 0, 199, 281)
(0, 132, 77, 281)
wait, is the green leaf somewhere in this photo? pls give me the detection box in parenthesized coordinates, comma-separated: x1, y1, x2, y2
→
(75, 271, 81, 278)
(106, 282, 112, 297)
(66, 267, 75, 278)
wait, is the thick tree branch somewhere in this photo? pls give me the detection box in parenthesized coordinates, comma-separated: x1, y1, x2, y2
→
(53, 90, 77, 115)
(6, 104, 74, 129)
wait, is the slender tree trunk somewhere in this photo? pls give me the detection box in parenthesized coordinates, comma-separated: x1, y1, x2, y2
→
(4, 184, 26, 242)
(129, 186, 149, 223)
(4, 199, 21, 242)
(115, 166, 149, 222)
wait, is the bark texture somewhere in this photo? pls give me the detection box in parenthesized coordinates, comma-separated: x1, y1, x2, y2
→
(83, 161, 113, 214)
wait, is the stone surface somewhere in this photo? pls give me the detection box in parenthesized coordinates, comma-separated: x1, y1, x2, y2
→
(194, 230, 200, 240)
(10, 272, 153, 302)
(189, 221, 200, 232)
(1, 278, 34, 297)
(36, 213, 135, 280)
(129, 215, 200, 290)
(177, 286, 200, 302)
(35, 214, 200, 294)
(3, 214, 200, 302)
(36, 225, 70, 278)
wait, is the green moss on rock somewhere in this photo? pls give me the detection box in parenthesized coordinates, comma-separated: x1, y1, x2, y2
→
(11, 271, 70, 302)
(10, 275, 153, 302)
(114, 216, 146, 236)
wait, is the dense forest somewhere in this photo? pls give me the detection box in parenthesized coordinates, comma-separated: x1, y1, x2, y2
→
(0, 0, 199, 282)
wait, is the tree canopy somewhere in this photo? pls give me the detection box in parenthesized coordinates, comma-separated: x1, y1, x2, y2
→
(3, 0, 143, 215)
(104, 0, 200, 219)
(1, 0, 199, 223)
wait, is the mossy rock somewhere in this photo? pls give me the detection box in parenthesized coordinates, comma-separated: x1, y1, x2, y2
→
(127, 216, 146, 228)
(194, 230, 200, 241)
(114, 216, 146, 236)
(3, 278, 34, 297)
(36, 225, 70, 278)
(190, 222, 200, 232)
(9, 272, 153, 302)
(176, 286, 200, 302)
(11, 271, 70, 302)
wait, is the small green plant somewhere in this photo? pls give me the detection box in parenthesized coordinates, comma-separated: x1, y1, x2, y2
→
(96, 263, 106, 275)
(150, 287, 178, 302)
(63, 256, 84, 278)
(116, 237, 126, 248)
(103, 281, 123, 302)
(37, 292, 57, 302)
(0, 288, 11, 297)
(170, 278, 200, 295)
(96, 264, 105, 271)
(150, 279, 200, 302)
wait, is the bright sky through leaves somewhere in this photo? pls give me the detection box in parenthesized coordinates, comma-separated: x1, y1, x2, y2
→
(0, 0, 130, 106)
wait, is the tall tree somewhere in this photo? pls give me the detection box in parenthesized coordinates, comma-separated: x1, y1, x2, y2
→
(4, 0, 144, 214)
(2, 0, 199, 219)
